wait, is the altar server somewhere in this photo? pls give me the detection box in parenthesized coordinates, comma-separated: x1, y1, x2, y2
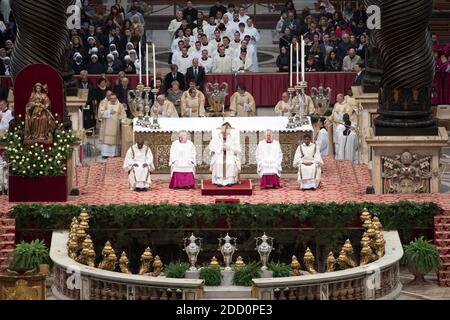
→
(98, 93, 126, 158)
(151, 95, 179, 118)
(336, 120, 358, 163)
(123, 139, 155, 191)
(316, 118, 330, 156)
(229, 83, 256, 117)
(293, 134, 323, 190)
(211, 44, 232, 73)
(169, 130, 197, 189)
(256, 130, 283, 189)
(209, 122, 241, 186)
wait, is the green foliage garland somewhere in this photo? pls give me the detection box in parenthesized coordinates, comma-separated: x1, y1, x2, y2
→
(165, 262, 190, 279)
(0, 116, 78, 177)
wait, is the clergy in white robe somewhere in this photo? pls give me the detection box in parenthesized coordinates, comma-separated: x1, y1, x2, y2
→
(181, 88, 206, 117)
(274, 92, 291, 116)
(199, 50, 213, 73)
(336, 122, 358, 163)
(244, 19, 260, 72)
(232, 50, 253, 72)
(0, 101, 13, 132)
(332, 94, 352, 151)
(256, 130, 283, 189)
(316, 118, 330, 156)
(169, 131, 197, 189)
(293, 134, 324, 190)
(151, 95, 179, 118)
(99, 94, 126, 157)
(209, 123, 241, 186)
(123, 140, 155, 191)
(229, 84, 256, 117)
(211, 46, 233, 73)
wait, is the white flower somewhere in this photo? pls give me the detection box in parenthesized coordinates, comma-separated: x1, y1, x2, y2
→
(63, 167, 67, 171)
(49, 147, 52, 151)
(39, 171, 43, 175)
(27, 166, 30, 169)
(57, 160, 61, 164)
(32, 164, 36, 167)
(50, 166, 53, 170)
(22, 171, 26, 174)
(37, 157, 40, 160)
(53, 143, 57, 146)
(40, 164, 43, 168)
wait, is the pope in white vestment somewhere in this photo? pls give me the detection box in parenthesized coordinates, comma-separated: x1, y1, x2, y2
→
(99, 94, 126, 157)
(169, 131, 197, 189)
(293, 134, 324, 190)
(123, 140, 155, 191)
(209, 123, 241, 186)
(256, 130, 283, 189)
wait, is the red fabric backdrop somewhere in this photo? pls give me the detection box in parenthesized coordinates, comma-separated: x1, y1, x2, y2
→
(13, 64, 64, 120)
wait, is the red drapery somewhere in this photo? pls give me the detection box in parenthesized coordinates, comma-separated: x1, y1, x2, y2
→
(2, 71, 449, 106)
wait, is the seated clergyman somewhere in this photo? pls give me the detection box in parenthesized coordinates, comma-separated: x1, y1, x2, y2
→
(123, 139, 155, 191)
(169, 130, 197, 189)
(151, 95, 179, 118)
(209, 122, 241, 186)
(180, 81, 206, 117)
(255, 129, 283, 189)
(293, 133, 323, 190)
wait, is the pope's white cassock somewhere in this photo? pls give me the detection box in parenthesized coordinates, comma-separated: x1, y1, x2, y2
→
(209, 127, 241, 186)
(169, 139, 197, 188)
(293, 141, 324, 189)
(336, 129, 358, 163)
(255, 138, 283, 188)
(99, 98, 126, 157)
(123, 143, 155, 190)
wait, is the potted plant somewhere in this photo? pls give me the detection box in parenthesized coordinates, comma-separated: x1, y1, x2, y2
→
(267, 262, 291, 278)
(165, 262, 190, 279)
(233, 262, 261, 286)
(8, 240, 51, 274)
(401, 237, 440, 285)
(199, 266, 222, 286)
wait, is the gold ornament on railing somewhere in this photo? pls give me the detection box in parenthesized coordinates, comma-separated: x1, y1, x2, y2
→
(77, 247, 90, 265)
(362, 217, 373, 230)
(98, 241, 116, 271)
(303, 248, 317, 274)
(337, 249, 350, 270)
(360, 208, 371, 223)
(152, 255, 163, 277)
(375, 234, 385, 258)
(77, 235, 95, 266)
(76, 227, 86, 248)
(79, 208, 89, 224)
(102, 241, 113, 257)
(87, 248, 96, 267)
(291, 255, 301, 276)
(138, 247, 153, 275)
(326, 252, 336, 272)
(342, 239, 357, 268)
(67, 233, 79, 260)
(360, 243, 375, 266)
(119, 251, 131, 274)
(234, 256, 245, 269)
(372, 216, 383, 231)
(209, 256, 220, 268)
(361, 234, 371, 248)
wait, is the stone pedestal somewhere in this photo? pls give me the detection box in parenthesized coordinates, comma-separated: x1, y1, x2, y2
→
(352, 86, 379, 165)
(185, 270, 199, 279)
(260, 270, 273, 279)
(365, 127, 448, 194)
(221, 270, 234, 286)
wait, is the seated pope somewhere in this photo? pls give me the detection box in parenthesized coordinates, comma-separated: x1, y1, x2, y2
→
(151, 95, 179, 118)
(169, 130, 197, 189)
(229, 83, 256, 117)
(123, 139, 155, 191)
(208, 122, 241, 186)
(256, 129, 283, 189)
(293, 134, 323, 190)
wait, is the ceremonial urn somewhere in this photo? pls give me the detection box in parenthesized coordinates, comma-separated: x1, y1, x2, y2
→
(218, 233, 237, 271)
(286, 87, 297, 129)
(255, 233, 274, 271)
(311, 85, 331, 116)
(205, 82, 228, 118)
(294, 81, 309, 127)
(184, 233, 202, 271)
(128, 83, 146, 119)
(149, 88, 161, 129)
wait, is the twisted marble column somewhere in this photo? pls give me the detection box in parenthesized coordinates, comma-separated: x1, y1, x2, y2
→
(11, 0, 74, 78)
(375, 0, 437, 135)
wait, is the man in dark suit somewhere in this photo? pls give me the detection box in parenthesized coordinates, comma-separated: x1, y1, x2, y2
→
(185, 58, 205, 91)
(77, 70, 94, 90)
(114, 77, 133, 118)
(353, 63, 365, 86)
(164, 64, 186, 91)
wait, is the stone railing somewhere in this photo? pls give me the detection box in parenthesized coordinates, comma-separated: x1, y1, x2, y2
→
(251, 231, 403, 300)
(50, 231, 204, 300)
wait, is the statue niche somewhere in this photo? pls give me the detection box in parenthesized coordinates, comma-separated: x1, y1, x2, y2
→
(24, 83, 56, 145)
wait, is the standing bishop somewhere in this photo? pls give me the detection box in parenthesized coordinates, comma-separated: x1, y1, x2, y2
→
(123, 139, 155, 191)
(169, 130, 197, 189)
(256, 130, 283, 189)
(209, 122, 241, 186)
(293, 134, 323, 190)
(99, 93, 126, 158)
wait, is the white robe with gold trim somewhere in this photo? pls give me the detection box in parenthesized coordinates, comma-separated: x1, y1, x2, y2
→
(293, 143, 323, 189)
(123, 144, 155, 189)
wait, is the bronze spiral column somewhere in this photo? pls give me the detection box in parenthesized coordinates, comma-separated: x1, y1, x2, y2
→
(10, 0, 74, 79)
(374, 0, 437, 136)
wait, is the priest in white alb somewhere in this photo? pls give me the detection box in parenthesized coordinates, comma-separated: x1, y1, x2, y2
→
(293, 134, 323, 190)
(99, 93, 127, 158)
(169, 130, 197, 189)
(123, 139, 155, 191)
(256, 130, 283, 189)
(209, 122, 241, 186)
(229, 83, 256, 117)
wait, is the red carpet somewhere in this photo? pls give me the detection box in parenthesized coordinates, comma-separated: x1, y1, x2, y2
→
(201, 179, 253, 196)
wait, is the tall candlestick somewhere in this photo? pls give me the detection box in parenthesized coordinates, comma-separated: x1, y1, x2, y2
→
(289, 43, 293, 87)
(146, 43, 149, 86)
(296, 42, 299, 85)
(152, 43, 157, 89)
(301, 35, 305, 82)
(138, 41, 142, 84)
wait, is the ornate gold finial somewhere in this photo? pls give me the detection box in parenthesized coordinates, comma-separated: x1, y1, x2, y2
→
(119, 251, 131, 274)
(362, 217, 373, 230)
(234, 256, 245, 268)
(77, 234, 95, 266)
(326, 252, 336, 272)
(102, 241, 113, 257)
(303, 248, 317, 274)
(79, 208, 89, 222)
(87, 248, 96, 267)
(337, 249, 349, 270)
(76, 247, 90, 265)
(341, 239, 357, 268)
(98, 241, 116, 271)
(361, 235, 371, 247)
(375, 234, 385, 258)
(367, 225, 376, 239)
(360, 244, 375, 266)
(209, 256, 220, 268)
(360, 208, 371, 222)
(138, 247, 153, 275)
(372, 216, 383, 231)
(76, 227, 86, 247)
(291, 255, 301, 276)
(69, 217, 79, 234)
(152, 255, 163, 276)
(67, 233, 79, 260)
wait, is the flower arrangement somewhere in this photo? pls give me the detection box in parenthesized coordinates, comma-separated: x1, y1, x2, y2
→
(0, 114, 78, 177)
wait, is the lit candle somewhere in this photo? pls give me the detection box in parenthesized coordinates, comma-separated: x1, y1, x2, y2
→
(301, 35, 305, 82)
(152, 43, 157, 89)
(138, 41, 142, 84)
(146, 43, 149, 87)
(296, 42, 300, 85)
(289, 43, 293, 87)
